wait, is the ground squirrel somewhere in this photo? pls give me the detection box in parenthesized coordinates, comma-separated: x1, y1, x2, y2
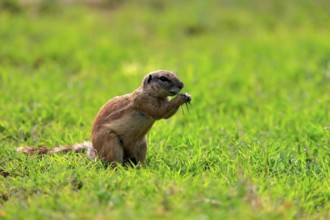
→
(17, 70, 191, 167)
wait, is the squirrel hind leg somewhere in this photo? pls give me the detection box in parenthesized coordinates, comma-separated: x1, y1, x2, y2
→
(92, 132, 124, 167)
(123, 138, 147, 167)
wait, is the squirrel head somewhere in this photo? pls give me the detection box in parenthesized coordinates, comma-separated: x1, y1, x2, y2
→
(142, 70, 184, 98)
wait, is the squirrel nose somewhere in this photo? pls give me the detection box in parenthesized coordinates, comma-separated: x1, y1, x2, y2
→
(178, 82, 184, 89)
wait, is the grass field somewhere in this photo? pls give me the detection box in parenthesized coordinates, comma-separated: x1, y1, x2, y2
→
(0, 0, 329, 219)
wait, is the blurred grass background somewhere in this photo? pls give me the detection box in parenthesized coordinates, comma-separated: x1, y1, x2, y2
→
(0, 0, 329, 219)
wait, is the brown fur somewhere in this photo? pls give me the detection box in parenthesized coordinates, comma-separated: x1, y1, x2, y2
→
(17, 70, 191, 167)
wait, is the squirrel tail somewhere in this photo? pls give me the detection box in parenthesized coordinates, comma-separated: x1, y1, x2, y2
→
(16, 141, 92, 155)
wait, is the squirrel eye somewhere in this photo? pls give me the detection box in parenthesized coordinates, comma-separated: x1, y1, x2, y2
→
(159, 76, 170, 82)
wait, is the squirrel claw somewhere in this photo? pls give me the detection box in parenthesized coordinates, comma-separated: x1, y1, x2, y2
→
(181, 93, 191, 103)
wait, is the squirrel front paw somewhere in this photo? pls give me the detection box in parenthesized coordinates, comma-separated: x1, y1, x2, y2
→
(178, 93, 191, 103)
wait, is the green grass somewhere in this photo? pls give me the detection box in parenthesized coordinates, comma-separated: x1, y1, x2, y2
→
(0, 0, 330, 219)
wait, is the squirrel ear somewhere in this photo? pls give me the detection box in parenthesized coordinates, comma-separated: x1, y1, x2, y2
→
(147, 74, 152, 84)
